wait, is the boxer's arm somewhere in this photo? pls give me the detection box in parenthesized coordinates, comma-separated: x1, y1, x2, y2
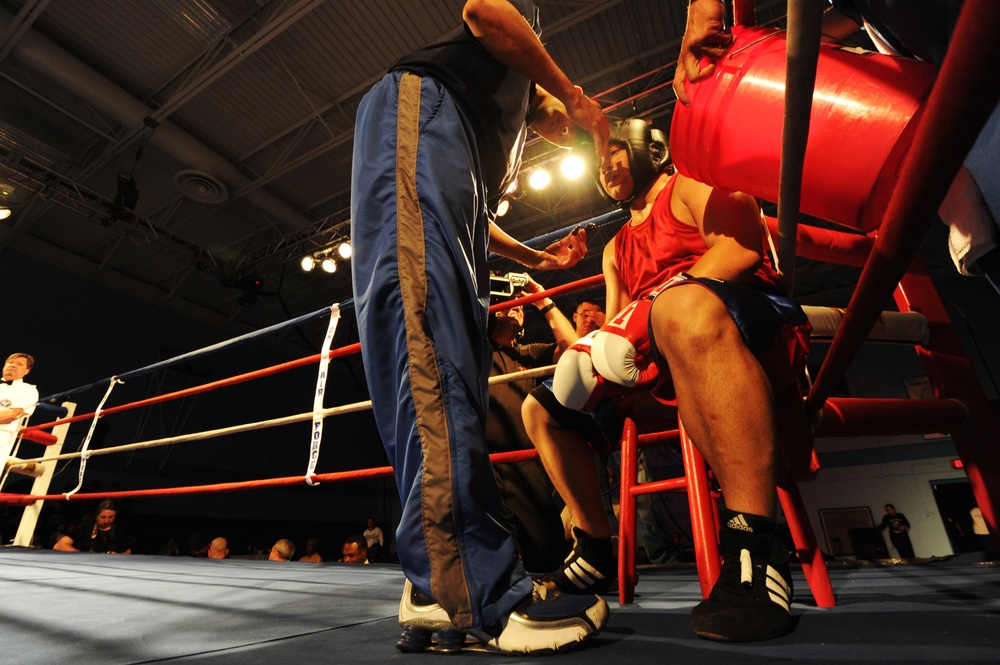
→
(602, 240, 631, 319)
(672, 172, 762, 283)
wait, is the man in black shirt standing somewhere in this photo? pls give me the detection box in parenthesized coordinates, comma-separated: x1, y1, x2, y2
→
(350, 0, 609, 653)
(880, 503, 915, 558)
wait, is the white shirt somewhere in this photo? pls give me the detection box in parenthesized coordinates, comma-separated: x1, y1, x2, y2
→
(363, 526, 384, 547)
(0, 379, 39, 459)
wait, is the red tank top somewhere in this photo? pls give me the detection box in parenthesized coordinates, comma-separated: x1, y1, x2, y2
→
(614, 175, 782, 300)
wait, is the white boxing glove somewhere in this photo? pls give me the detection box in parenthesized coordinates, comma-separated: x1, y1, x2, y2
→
(590, 298, 658, 388)
(552, 332, 608, 413)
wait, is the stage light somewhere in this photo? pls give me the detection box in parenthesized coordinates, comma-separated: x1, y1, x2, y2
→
(300, 255, 316, 272)
(560, 154, 586, 180)
(321, 257, 337, 273)
(1, 182, 15, 220)
(496, 198, 511, 217)
(337, 241, 352, 259)
(528, 168, 551, 191)
(505, 179, 519, 196)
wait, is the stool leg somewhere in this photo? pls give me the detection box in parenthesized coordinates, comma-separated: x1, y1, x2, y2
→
(778, 479, 836, 607)
(618, 418, 639, 604)
(680, 420, 720, 599)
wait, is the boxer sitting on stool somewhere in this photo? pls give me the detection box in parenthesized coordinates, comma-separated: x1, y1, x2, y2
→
(522, 118, 811, 643)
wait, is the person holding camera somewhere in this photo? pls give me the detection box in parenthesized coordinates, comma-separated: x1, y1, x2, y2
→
(487, 274, 578, 573)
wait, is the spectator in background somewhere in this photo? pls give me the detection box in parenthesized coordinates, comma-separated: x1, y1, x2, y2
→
(362, 517, 384, 562)
(160, 537, 181, 556)
(486, 274, 577, 572)
(880, 504, 915, 559)
(49, 521, 71, 550)
(341, 534, 369, 563)
(571, 298, 606, 337)
(187, 530, 212, 558)
(1, 352, 39, 464)
(53, 499, 133, 554)
(268, 538, 296, 562)
(208, 537, 229, 560)
(299, 536, 323, 563)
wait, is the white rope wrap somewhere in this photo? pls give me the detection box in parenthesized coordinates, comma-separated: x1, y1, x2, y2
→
(64, 377, 123, 499)
(306, 304, 341, 485)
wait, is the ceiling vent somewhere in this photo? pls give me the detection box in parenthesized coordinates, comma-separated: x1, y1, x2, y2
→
(174, 170, 229, 204)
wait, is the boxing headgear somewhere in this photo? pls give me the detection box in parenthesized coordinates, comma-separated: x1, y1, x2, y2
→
(598, 118, 671, 205)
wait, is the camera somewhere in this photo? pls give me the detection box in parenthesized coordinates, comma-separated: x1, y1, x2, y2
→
(489, 272, 530, 299)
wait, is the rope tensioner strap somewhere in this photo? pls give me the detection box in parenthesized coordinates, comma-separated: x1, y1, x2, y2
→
(307, 304, 341, 485)
(65, 377, 123, 499)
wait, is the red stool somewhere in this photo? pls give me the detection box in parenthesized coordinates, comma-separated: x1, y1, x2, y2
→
(617, 412, 835, 608)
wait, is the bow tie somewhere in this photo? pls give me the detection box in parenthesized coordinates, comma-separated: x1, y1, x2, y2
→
(1, 380, 12, 385)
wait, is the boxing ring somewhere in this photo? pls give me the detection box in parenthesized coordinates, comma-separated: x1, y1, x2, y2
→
(1, 217, 996, 662)
(0, 546, 997, 665)
(3, 1, 1000, 661)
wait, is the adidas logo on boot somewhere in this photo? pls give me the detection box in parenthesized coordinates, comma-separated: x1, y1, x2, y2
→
(726, 513, 753, 532)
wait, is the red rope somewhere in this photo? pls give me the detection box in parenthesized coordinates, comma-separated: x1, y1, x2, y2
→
(19, 344, 361, 435)
(0, 449, 539, 504)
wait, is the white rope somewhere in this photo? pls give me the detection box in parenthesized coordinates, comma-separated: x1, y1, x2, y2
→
(64, 377, 123, 499)
(306, 304, 340, 485)
(761, 208, 781, 275)
(21, 366, 555, 466)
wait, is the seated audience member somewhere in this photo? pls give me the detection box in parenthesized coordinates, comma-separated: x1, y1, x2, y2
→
(486, 274, 579, 572)
(362, 518, 384, 562)
(208, 537, 230, 560)
(299, 536, 323, 563)
(341, 534, 368, 563)
(187, 530, 213, 557)
(268, 538, 296, 562)
(362, 517, 383, 548)
(53, 499, 135, 554)
(524, 118, 810, 642)
(572, 298, 606, 337)
(160, 537, 181, 556)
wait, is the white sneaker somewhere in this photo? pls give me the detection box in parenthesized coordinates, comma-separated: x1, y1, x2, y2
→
(397, 578, 608, 654)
